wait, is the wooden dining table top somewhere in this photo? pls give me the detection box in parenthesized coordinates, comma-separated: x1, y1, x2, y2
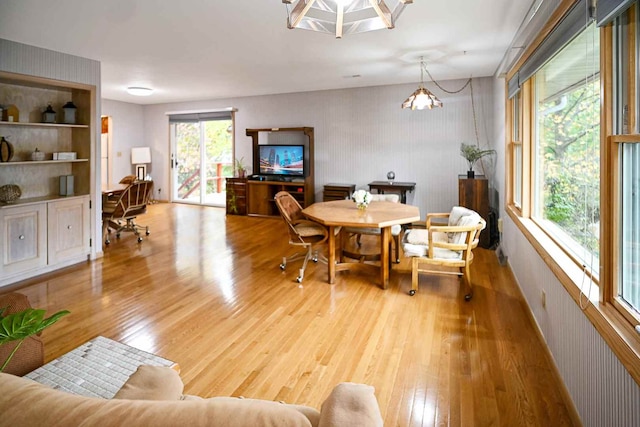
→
(302, 199, 420, 228)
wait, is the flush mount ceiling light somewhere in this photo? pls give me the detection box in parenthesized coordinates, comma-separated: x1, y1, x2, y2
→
(402, 57, 443, 110)
(282, 0, 412, 39)
(126, 87, 153, 96)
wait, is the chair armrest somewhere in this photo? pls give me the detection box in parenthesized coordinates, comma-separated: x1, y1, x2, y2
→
(425, 213, 450, 228)
(319, 383, 383, 427)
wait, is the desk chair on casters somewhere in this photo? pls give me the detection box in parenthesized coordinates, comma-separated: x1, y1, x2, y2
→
(274, 191, 329, 283)
(401, 206, 486, 299)
(102, 180, 153, 245)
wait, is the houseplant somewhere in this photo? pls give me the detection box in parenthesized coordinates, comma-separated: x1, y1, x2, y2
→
(234, 157, 247, 178)
(0, 306, 69, 372)
(460, 143, 495, 178)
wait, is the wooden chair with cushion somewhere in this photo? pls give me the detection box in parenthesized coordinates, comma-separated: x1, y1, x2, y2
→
(342, 193, 402, 264)
(102, 180, 154, 244)
(0, 293, 44, 376)
(274, 191, 329, 283)
(401, 206, 486, 299)
(119, 175, 137, 185)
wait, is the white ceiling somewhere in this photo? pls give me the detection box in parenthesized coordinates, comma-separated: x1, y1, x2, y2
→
(0, 0, 533, 105)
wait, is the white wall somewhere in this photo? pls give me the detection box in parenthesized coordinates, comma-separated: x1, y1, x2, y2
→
(143, 78, 496, 212)
(101, 99, 145, 183)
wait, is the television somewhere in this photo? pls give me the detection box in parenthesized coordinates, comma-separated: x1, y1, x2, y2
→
(258, 144, 305, 177)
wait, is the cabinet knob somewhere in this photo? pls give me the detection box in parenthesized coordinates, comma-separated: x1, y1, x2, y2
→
(67, 225, 72, 230)
(19, 235, 25, 240)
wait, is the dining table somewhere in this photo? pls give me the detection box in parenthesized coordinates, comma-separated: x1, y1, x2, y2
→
(302, 199, 420, 289)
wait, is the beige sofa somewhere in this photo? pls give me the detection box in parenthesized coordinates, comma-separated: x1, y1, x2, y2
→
(0, 366, 383, 426)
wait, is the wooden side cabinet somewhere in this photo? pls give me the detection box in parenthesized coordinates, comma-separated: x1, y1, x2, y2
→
(458, 176, 490, 249)
(226, 178, 247, 215)
(323, 183, 355, 201)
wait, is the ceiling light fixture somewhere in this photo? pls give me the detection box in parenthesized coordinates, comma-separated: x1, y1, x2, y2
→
(282, 0, 412, 39)
(402, 57, 443, 110)
(127, 87, 153, 96)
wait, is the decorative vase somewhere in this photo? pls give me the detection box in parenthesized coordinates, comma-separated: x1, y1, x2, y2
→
(0, 184, 21, 203)
(467, 170, 475, 179)
(357, 202, 368, 211)
(0, 136, 14, 162)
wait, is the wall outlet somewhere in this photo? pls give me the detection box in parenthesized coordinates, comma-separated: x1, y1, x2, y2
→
(541, 290, 547, 309)
(498, 218, 503, 233)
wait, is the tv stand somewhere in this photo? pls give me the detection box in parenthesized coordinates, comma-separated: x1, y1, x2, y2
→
(245, 127, 315, 217)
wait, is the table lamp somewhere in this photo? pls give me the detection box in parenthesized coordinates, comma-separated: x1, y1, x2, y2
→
(131, 147, 151, 180)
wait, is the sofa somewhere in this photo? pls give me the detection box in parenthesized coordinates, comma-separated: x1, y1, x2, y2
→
(0, 365, 383, 426)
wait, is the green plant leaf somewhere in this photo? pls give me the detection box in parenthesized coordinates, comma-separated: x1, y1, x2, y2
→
(0, 308, 70, 344)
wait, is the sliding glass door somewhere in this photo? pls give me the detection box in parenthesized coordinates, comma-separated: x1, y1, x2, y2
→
(169, 111, 234, 207)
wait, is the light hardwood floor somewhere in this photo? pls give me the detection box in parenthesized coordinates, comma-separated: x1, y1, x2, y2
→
(5, 203, 579, 426)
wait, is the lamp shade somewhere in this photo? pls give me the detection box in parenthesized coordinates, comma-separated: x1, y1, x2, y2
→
(131, 147, 151, 164)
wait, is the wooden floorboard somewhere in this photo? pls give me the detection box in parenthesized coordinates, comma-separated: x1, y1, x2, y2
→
(3, 203, 579, 426)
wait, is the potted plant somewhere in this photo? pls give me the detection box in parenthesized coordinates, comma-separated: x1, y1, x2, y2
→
(460, 143, 495, 178)
(235, 157, 247, 179)
(0, 306, 69, 372)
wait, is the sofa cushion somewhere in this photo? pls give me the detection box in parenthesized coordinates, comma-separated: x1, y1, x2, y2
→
(113, 365, 184, 401)
(318, 382, 383, 427)
(0, 373, 315, 427)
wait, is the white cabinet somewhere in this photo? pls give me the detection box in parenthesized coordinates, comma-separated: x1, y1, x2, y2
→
(47, 196, 90, 264)
(0, 203, 47, 276)
(0, 196, 90, 285)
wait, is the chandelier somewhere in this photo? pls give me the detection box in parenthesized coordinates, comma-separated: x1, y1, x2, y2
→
(401, 57, 443, 110)
(282, 0, 412, 39)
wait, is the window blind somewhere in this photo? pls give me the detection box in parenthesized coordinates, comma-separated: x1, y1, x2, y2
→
(168, 110, 234, 123)
(597, 0, 636, 26)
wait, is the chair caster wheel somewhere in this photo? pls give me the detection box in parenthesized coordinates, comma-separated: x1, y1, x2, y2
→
(145, 230, 150, 236)
(409, 290, 416, 296)
(105, 240, 110, 245)
(464, 293, 472, 301)
(137, 237, 143, 243)
(116, 233, 121, 239)
(312, 257, 318, 263)
(296, 277, 303, 283)
(280, 263, 286, 270)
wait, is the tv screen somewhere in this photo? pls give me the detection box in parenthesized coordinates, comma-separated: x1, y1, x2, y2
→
(258, 145, 305, 176)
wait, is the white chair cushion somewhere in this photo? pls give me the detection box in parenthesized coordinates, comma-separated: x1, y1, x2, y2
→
(447, 207, 481, 245)
(402, 229, 462, 260)
(370, 194, 400, 203)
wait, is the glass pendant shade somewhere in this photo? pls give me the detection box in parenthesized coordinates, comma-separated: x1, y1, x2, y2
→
(402, 57, 443, 110)
(283, 0, 412, 38)
(402, 86, 443, 110)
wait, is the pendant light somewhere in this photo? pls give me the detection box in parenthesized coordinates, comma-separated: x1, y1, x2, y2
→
(401, 57, 443, 110)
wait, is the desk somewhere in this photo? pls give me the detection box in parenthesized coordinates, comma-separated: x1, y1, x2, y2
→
(101, 183, 128, 204)
(303, 200, 419, 289)
(368, 181, 416, 204)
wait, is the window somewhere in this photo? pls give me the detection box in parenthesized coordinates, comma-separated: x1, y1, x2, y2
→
(532, 23, 601, 273)
(511, 92, 523, 208)
(610, 4, 640, 322)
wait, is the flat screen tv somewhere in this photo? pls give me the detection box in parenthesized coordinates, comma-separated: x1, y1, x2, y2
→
(258, 144, 305, 177)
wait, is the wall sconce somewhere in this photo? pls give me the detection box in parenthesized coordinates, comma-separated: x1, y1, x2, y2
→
(131, 147, 151, 180)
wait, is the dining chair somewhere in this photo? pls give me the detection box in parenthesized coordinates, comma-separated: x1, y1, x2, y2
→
(342, 193, 402, 264)
(274, 191, 329, 283)
(401, 206, 486, 299)
(102, 180, 153, 244)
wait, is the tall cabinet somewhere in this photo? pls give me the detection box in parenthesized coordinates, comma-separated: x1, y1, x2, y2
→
(245, 127, 315, 216)
(458, 176, 490, 249)
(0, 71, 94, 287)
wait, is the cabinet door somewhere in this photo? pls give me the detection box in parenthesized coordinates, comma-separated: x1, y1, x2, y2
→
(247, 183, 271, 216)
(47, 197, 90, 264)
(0, 204, 47, 275)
